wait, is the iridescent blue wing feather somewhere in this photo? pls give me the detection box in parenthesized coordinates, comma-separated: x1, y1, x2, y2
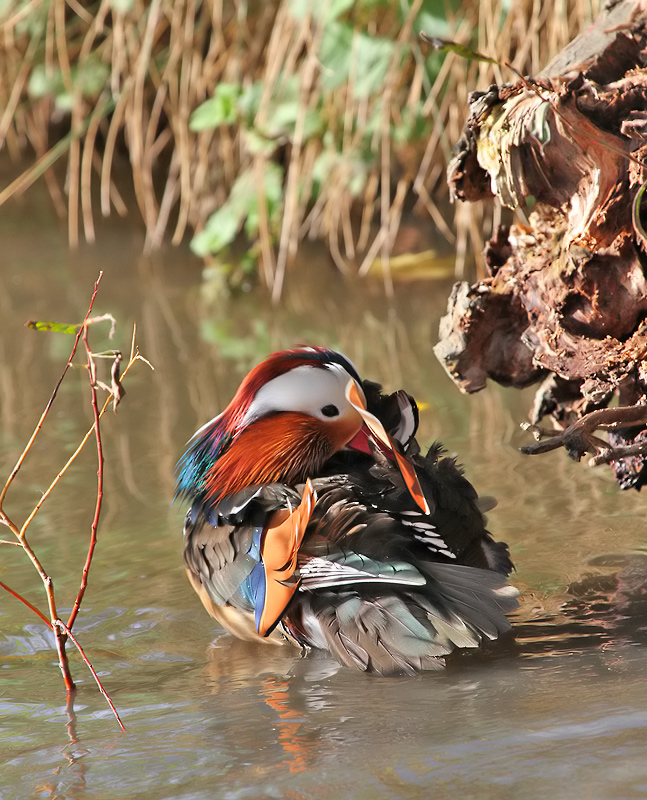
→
(175, 416, 234, 502)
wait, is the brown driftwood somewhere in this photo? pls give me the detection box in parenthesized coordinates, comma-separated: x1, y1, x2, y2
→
(435, 0, 647, 488)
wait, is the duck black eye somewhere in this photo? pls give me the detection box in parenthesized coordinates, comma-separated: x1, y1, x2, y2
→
(321, 404, 339, 418)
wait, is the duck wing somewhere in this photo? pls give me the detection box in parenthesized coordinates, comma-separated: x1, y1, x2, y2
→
(183, 482, 314, 643)
(277, 470, 517, 675)
(348, 442, 514, 575)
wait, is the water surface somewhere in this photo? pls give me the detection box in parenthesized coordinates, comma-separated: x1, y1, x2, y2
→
(2, 197, 647, 799)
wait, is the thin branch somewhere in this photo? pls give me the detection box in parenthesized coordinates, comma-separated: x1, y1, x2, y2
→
(0, 581, 53, 628)
(54, 620, 126, 734)
(590, 442, 647, 467)
(20, 344, 148, 536)
(0, 273, 150, 725)
(66, 327, 105, 631)
(0, 274, 102, 511)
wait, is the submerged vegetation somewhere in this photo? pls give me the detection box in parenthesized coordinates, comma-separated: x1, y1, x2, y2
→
(0, 0, 599, 294)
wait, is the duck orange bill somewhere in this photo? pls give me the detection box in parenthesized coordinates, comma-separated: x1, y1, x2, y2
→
(258, 480, 316, 637)
(346, 381, 430, 516)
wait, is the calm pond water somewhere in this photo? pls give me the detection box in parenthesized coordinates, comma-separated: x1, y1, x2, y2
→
(2, 191, 647, 800)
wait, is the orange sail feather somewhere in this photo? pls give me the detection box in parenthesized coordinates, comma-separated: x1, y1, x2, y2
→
(258, 480, 316, 636)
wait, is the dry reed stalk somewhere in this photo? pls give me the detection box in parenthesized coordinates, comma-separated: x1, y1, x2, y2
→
(0, 0, 601, 292)
(272, 8, 324, 303)
(256, 154, 277, 287)
(28, 103, 68, 218)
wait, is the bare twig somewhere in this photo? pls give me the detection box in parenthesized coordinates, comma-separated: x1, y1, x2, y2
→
(54, 620, 126, 733)
(0, 277, 99, 509)
(66, 324, 106, 632)
(589, 442, 647, 467)
(1, 274, 150, 729)
(0, 580, 53, 628)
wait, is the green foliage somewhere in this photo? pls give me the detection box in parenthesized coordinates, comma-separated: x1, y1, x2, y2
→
(191, 76, 325, 144)
(28, 57, 110, 112)
(319, 23, 397, 99)
(191, 164, 284, 258)
(413, 0, 456, 37)
(189, 84, 242, 130)
(421, 35, 500, 65)
(289, 0, 354, 22)
(199, 317, 273, 367)
(311, 141, 370, 200)
(187, 1, 439, 271)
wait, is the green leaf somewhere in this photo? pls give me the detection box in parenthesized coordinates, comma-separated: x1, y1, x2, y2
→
(28, 65, 58, 99)
(238, 81, 264, 124)
(55, 92, 74, 112)
(199, 318, 272, 366)
(243, 129, 277, 156)
(311, 147, 368, 199)
(392, 103, 429, 145)
(411, 0, 460, 36)
(190, 83, 242, 131)
(29, 58, 109, 109)
(319, 22, 353, 91)
(419, 34, 500, 65)
(288, 0, 353, 23)
(244, 162, 284, 238)
(190, 205, 242, 257)
(15, 1, 47, 35)
(267, 98, 324, 141)
(354, 32, 397, 99)
(413, 11, 450, 38)
(76, 58, 110, 96)
(240, 76, 324, 144)
(190, 164, 285, 257)
(320, 23, 396, 99)
(0, 0, 14, 19)
(26, 320, 81, 334)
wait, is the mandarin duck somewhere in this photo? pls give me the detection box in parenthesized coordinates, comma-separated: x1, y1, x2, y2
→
(176, 347, 518, 675)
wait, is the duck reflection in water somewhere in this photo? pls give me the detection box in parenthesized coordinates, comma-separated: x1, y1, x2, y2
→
(202, 636, 340, 775)
(176, 346, 519, 676)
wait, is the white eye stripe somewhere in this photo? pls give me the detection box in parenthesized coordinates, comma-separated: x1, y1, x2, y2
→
(242, 364, 355, 425)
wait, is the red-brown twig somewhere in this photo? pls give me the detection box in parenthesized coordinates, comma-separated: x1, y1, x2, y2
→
(0, 315, 104, 687)
(53, 620, 126, 734)
(0, 272, 149, 731)
(0, 276, 100, 510)
(0, 580, 53, 628)
(66, 323, 105, 631)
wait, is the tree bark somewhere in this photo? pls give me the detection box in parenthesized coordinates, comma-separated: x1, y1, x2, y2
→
(436, 0, 647, 488)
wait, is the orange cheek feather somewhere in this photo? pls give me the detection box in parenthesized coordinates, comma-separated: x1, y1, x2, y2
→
(204, 412, 360, 500)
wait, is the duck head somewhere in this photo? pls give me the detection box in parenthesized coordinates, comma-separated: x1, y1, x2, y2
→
(176, 346, 429, 513)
